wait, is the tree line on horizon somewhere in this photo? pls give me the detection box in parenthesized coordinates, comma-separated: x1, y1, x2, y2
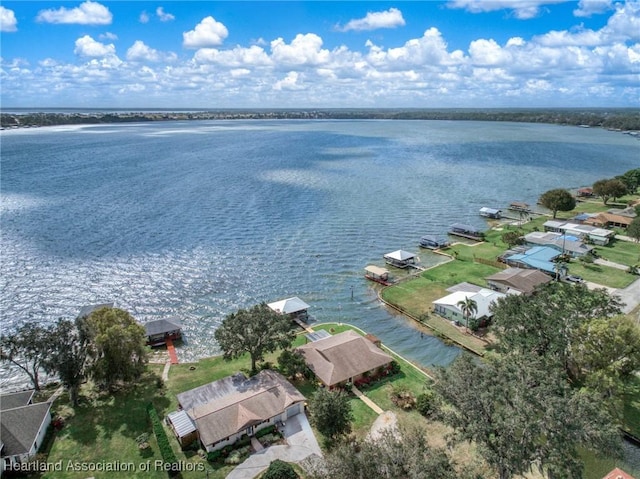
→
(2, 108, 639, 130)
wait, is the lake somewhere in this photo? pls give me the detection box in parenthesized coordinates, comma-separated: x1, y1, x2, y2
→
(1, 119, 639, 390)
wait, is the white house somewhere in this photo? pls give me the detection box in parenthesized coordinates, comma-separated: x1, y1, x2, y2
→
(433, 287, 506, 324)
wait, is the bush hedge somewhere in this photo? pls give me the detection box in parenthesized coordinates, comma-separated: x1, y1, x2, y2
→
(146, 403, 179, 476)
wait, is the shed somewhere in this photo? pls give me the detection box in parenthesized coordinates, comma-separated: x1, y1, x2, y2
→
(166, 410, 197, 447)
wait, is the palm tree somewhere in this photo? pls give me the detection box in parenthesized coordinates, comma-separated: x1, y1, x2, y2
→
(456, 296, 478, 333)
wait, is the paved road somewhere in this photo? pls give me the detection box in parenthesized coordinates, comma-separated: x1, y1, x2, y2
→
(226, 413, 322, 479)
(616, 277, 640, 315)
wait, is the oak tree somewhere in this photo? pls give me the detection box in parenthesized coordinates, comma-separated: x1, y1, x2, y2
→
(214, 303, 295, 373)
(538, 188, 576, 218)
(81, 307, 148, 390)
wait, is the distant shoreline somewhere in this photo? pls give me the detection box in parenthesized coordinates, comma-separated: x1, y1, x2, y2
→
(1, 108, 639, 131)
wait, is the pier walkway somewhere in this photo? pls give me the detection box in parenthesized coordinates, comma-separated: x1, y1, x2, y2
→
(165, 338, 179, 364)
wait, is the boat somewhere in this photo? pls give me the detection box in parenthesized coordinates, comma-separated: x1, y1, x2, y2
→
(479, 207, 502, 219)
(448, 223, 485, 241)
(419, 234, 450, 249)
(364, 265, 392, 285)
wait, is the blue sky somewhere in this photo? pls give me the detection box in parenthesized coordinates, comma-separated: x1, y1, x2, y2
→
(1, 1, 639, 108)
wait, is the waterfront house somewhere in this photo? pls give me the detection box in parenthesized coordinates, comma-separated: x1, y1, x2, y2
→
(448, 223, 484, 241)
(296, 330, 393, 388)
(419, 234, 450, 249)
(479, 207, 502, 219)
(485, 268, 552, 295)
(577, 187, 594, 197)
(173, 370, 306, 452)
(524, 231, 594, 257)
(0, 391, 52, 474)
(432, 287, 506, 324)
(543, 220, 613, 245)
(383, 250, 417, 268)
(500, 246, 561, 276)
(143, 318, 183, 346)
(267, 296, 311, 320)
(584, 212, 633, 229)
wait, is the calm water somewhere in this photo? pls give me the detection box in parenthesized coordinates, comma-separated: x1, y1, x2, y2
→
(1, 120, 639, 389)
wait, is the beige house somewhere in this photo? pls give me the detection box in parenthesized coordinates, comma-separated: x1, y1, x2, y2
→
(296, 330, 393, 388)
(173, 370, 305, 452)
(486, 268, 552, 295)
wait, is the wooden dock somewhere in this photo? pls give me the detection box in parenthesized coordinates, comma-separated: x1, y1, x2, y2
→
(165, 338, 179, 364)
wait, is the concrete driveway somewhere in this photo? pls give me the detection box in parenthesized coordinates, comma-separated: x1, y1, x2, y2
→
(226, 413, 322, 479)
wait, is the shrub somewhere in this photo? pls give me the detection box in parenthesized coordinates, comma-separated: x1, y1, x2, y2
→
(390, 385, 416, 410)
(256, 425, 277, 438)
(146, 404, 179, 475)
(416, 391, 436, 418)
(387, 360, 401, 376)
(262, 459, 299, 479)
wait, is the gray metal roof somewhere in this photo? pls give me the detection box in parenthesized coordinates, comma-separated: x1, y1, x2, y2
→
(305, 330, 331, 342)
(167, 410, 196, 438)
(144, 318, 183, 336)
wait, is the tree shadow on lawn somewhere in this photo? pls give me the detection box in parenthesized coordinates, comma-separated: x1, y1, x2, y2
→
(65, 370, 171, 446)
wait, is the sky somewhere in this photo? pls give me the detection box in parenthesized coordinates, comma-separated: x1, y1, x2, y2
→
(1, 1, 639, 109)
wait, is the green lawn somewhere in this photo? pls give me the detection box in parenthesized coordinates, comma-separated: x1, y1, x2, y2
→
(597, 240, 640, 267)
(567, 261, 637, 289)
(43, 370, 168, 479)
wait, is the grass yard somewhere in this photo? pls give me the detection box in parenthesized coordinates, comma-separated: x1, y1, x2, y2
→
(597, 240, 640, 267)
(567, 261, 637, 289)
(43, 370, 168, 479)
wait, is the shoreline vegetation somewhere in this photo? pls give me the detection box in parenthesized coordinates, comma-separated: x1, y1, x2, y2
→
(1, 107, 640, 131)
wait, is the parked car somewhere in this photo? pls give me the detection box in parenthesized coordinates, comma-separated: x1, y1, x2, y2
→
(565, 275, 584, 283)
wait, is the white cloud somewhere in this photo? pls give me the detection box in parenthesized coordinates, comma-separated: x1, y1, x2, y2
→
(139, 11, 150, 24)
(74, 35, 115, 57)
(273, 71, 304, 90)
(100, 32, 118, 41)
(447, 0, 567, 19)
(603, 1, 640, 41)
(366, 28, 461, 68)
(183, 16, 228, 49)
(338, 8, 405, 32)
(0, 6, 17, 32)
(127, 41, 160, 62)
(193, 45, 271, 67)
(574, 0, 612, 17)
(270, 33, 330, 66)
(156, 7, 175, 22)
(36, 1, 112, 25)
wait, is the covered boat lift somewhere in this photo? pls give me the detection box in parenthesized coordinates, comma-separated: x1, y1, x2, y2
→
(383, 250, 418, 269)
(267, 296, 311, 320)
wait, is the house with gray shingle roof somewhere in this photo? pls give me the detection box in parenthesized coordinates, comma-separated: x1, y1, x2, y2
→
(173, 370, 305, 452)
(0, 391, 52, 474)
(296, 330, 393, 388)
